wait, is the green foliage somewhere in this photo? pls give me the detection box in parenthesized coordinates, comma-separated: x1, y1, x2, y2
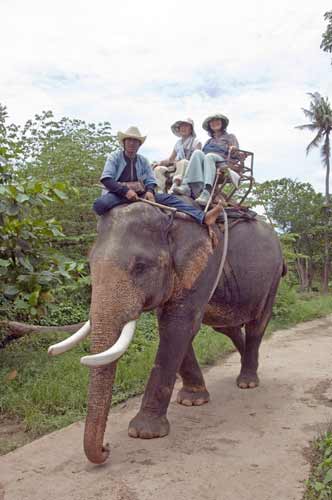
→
(268, 290, 332, 332)
(0, 105, 22, 161)
(38, 278, 91, 326)
(14, 109, 118, 253)
(0, 106, 97, 318)
(0, 105, 119, 260)
(0, 161, 86, 318)
(305, 428, 332, 500)
(252, 178, 329, 290)
(271, 280, 297, 320)
(296, 92, 332, 292)
(253, 178, 325, 234)
(321, 11, 332, 62)
(0, 165, 84, 324)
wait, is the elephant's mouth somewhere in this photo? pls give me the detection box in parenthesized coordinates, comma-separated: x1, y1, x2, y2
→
(48, 319, 137, 366)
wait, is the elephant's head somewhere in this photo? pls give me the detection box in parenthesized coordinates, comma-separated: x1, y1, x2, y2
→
(48, 203, 178, 463)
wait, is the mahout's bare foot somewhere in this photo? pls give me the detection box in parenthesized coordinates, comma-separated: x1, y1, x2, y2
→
(128, 412, 170, 439)
(237, 371, 260, 389)
(177, 386, 210, 406)
(204, 201, 223, 226)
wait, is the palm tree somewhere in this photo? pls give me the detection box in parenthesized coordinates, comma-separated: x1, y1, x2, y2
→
(296, 92, 332, 293)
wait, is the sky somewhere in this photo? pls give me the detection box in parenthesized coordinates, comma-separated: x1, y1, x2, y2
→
(1, 0, 332, 193)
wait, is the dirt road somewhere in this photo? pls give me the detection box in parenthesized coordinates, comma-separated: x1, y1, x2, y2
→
(1, 316, 332, 500)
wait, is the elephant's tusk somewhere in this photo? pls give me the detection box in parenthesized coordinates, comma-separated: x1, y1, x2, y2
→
(80, 320, 136, 367)
(48, 321, 91, 356)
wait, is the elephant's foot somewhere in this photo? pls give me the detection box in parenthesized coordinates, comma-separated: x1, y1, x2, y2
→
(177, 385, 210, 406)
(237, 371, 259, 389)
(128, 412, 170, 439)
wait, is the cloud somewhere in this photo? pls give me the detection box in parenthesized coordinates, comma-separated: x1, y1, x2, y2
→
(1, 0, 332, 192)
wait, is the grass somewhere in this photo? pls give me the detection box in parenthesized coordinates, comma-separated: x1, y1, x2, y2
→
(1, 289, 332, 455)
(304, 424, 332, 500)
(267, 291, 332, 333)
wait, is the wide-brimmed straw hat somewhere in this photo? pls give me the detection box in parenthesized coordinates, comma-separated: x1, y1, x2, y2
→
(202, 113, 229, 131)
(117, 126, 146, 147)
(171, 118, 196, 138)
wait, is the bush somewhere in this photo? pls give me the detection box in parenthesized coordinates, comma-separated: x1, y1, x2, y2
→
(305, 428, 332, 500)
(272, 280, 298, 321)
(38, 279, 91, 326)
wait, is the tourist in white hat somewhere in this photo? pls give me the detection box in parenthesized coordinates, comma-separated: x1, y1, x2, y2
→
(153, 119, 201, 193)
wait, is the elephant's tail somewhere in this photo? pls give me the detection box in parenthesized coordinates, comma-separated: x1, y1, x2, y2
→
(281, 260, 288, 277)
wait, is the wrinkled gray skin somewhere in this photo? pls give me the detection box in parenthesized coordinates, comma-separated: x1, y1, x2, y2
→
(85, 201, 284, 464)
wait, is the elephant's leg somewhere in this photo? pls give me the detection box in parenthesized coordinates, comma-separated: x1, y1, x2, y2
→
(177, 343, 210, 407)
(128, 306, 202, 439)
(237, 315, 270, 389)
(214, 326, 245, 357)
(237, 278, 280, 389)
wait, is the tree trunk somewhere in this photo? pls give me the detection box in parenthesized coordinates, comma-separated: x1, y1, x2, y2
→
(308, 259, 314, 291)
(322, 230, 329, 294)
(295, 257, 309, 292)
(322, 139, 330, 295)
(0, 320, 87, 349)
(0, 320, 86, 338)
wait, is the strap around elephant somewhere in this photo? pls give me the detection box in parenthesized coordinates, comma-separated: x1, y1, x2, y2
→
(208, 207, 229, 302)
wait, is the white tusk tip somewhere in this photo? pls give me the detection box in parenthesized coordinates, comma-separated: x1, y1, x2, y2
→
(79, 320, 137, 368)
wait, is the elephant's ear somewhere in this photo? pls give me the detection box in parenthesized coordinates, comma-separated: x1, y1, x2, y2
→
(168, 220, 215, 291)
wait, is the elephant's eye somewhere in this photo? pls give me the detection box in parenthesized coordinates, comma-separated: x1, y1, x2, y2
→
(134, 261, 146, 275)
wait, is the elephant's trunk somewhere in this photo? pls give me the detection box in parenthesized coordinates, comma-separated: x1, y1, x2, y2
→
(83, 261, 144, 464)
(83, 296, 120, 464)
(84, 362, 116, 464)
(83, 309, 122, 464)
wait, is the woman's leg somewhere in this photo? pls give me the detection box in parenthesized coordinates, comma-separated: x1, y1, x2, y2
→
(203, 153, 224, 188)
(174, 159, 189, 179)
(183, 150, 205, 186)
(195, 153, 224, 206)
(154, 166, 169, 193)
(169, 160, 189, 193)
(178, 150, 205, 197)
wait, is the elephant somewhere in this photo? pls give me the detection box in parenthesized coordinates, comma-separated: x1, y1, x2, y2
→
(48, 199, 285, 464)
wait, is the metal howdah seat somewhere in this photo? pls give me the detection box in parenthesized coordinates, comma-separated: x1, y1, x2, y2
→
(213, 148, 254, 206)
(164, 149, 254, 206)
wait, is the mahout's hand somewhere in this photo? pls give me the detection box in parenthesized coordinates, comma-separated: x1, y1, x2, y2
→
(144, 191, 155, 202)
(125, 189, 138, 201)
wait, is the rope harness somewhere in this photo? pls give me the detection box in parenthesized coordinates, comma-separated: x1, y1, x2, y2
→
(208, 207, 229, 301)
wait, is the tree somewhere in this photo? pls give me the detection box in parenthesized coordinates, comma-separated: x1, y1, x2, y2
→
(0, 161, 84, 319)
(0, 109, 90, 320)
(0, 106, 119, 258)
(252, 178, 329, 291)
(321, 11, 332, 63)
(0, 105, 23, 163)
(296, 92, 332, 293)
